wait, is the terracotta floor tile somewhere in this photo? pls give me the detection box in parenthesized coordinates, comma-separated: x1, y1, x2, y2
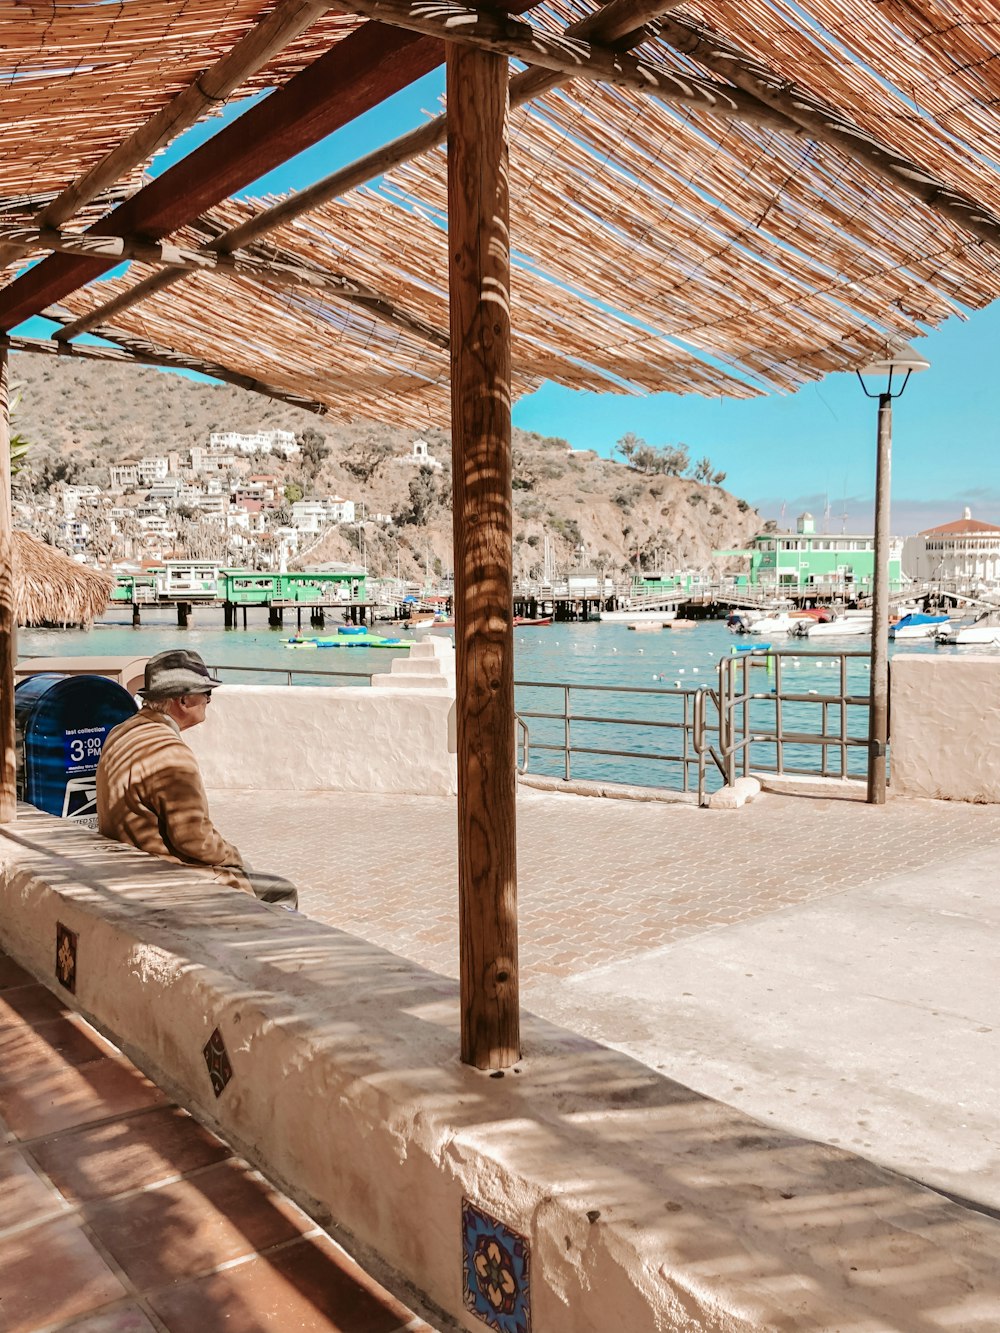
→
(84, 1158, 310, 1291)
(0, 1144, 68, 1230)
(150, 1234, 417, 1333)
(0, 1215, 127, 1333)
(0, 1016, 116, 1087)
(0, 955, 34, 990)
(55, 1308, 159, 1333)
(0, 1056, 169, 1140)
(33, 1105, 233, 1204)
(0, 983, 71, 1031)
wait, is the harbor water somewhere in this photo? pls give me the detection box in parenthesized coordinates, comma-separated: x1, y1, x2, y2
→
(19, 608, 994, 794)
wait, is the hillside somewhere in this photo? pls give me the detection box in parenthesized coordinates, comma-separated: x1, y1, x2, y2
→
(10, 353, 761, 578)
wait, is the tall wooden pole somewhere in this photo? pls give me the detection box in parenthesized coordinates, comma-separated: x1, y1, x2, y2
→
(0, 349, 15, 822)
(867, 392, 892, 805)
(447, 43, 519, 1069)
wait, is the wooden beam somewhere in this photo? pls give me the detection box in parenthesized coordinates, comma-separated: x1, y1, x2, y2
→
(654, 12, 1000, 253)
(333, 0, 779, 125)
(0, 24, 444, 331)
(5, 334, 330, 418)
(33, 0, 689, 339)
(0, 0, 339, 274)
(448, 43, 519, 1070)
(2, 227, 448, 350)
(0, 349, 14, 822)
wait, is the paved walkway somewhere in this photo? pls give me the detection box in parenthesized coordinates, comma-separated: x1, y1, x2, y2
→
(214, 786, 1000, 1211)
(0, 951, 438, 1333)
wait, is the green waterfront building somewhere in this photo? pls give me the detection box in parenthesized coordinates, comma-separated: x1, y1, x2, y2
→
(715, 512, 904, 599)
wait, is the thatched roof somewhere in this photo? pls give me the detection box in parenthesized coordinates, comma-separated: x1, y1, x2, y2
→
(12, 532, 112, 628)
(3, 1, 1000, 411)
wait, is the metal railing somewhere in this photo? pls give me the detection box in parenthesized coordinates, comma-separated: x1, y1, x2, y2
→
(513, 679, 703, 794)
(207, 662, 373, 688)
(200, 653, 875, 804)
(695, 649, 873, 802)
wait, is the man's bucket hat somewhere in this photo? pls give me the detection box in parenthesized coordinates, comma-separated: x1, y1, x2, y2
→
(138, 649, 222, 700)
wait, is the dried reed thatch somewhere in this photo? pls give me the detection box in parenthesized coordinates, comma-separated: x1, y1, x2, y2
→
(12, 532, 112, 629)
(5, 0, 1000, 416)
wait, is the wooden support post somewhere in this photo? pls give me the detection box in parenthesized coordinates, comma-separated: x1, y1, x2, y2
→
(242, 606, 248, 629)
(268, 606, 280, 628)
(224, 602, 234, 629)
(448, 43, 519, 1069)
(296, 606, 302, 629)
(177, 602, 190, 628)
(867, 393, 892, 805)
(132, 604, 141, 627)
(0, 349, 15, 822)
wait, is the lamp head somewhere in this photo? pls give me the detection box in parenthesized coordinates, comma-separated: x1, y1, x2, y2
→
(856, 340, 930, 398)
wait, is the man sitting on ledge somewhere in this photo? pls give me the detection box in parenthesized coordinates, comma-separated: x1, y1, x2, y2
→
(96, 649, 298, 909)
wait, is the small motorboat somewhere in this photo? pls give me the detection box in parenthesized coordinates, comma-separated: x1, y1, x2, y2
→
(890, 612, 950, 640)
(748, 614, 794, 635)
(513, 616, 553, 626)
(936, 611, 1000, 645)
(791, 614, 872, 637)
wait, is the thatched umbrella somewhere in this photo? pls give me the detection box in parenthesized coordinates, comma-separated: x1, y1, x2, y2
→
(13, 530, 112, 627)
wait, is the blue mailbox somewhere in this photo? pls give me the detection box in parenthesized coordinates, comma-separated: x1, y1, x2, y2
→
(15, 673, 138, 827)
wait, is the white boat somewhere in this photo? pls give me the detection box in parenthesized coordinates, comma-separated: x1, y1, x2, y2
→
(600, 608, 677, 624)
(936, 612, 1000, 645)
(792, 614, 872, 637)
(890, 612, 950, 640)
(748, 614, 795, 635)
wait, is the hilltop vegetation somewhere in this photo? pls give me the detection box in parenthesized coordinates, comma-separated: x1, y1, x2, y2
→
(11, 353, 761, 578)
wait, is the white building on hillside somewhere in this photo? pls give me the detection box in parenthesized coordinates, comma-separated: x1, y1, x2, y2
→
(59, 484, 102, 516)
(393, 438, 443, 471)
(137, 456, 170, 485)
(290, 496, 356, 532)
(109, 461, 139, 491)
(902, 508, 1000, 590)
(209, 429, 299, 457)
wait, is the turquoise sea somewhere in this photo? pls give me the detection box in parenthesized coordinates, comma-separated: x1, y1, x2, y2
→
(19, 608, 989, 794)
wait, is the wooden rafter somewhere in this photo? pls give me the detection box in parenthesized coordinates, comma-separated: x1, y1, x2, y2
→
(0, 0, 339, 274)
(5, 333, 330, 418)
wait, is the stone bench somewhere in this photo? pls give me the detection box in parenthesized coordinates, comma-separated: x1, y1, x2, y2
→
(1, 807, 998, 1332)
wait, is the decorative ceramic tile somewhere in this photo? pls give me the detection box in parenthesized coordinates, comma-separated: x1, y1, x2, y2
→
(55, 923, 78, 994)
(202, 1028, 233, 1098)
(462, 1198, 531, 1333)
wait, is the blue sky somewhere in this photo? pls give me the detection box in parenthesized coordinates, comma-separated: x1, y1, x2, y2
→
(21, 68, 999, 535)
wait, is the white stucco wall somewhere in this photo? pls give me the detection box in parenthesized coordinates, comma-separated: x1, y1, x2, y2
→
(186, 683, 457, 796)
(2, 811, 1000, 1333)
(891, 654, 1000, 801)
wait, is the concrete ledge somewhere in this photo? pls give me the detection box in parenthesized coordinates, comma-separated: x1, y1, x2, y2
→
(755, 772, 868, 801)
(186, 683, 457, 796)
(2, 808, 1000, 1332)
(517, 773, 697, 804)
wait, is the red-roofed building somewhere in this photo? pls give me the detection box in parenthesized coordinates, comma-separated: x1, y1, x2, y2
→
(903, 508, 1000, 590)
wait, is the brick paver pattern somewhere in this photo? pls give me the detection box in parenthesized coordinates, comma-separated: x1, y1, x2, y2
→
(213, 788, 1000, 984)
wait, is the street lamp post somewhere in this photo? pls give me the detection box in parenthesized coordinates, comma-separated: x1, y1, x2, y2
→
(856, 342, 929, 804)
